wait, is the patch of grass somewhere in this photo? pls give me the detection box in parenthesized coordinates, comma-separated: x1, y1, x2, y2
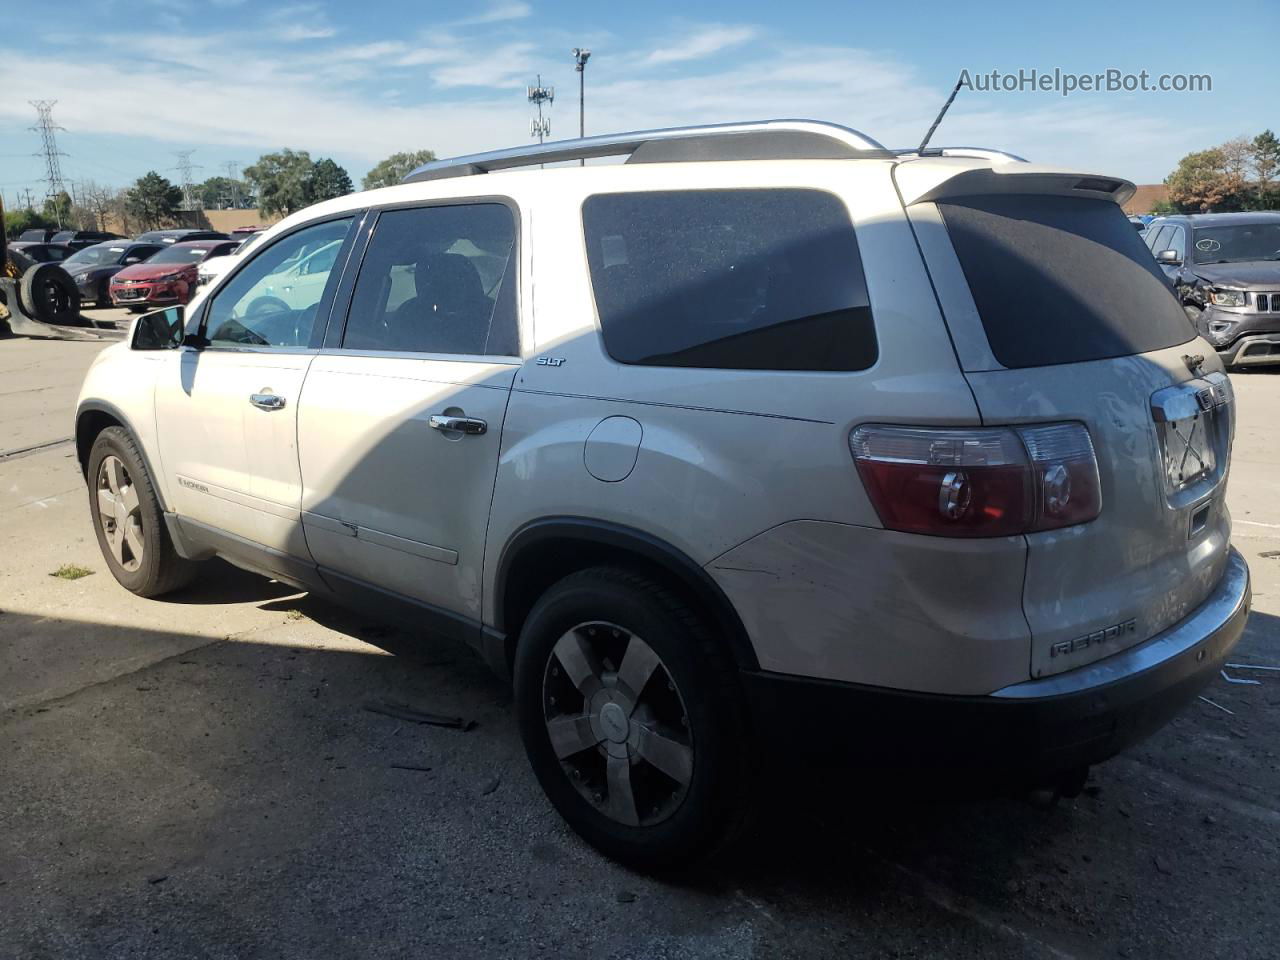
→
(50, 563, 94, 581)
(285, 608, 307, 621)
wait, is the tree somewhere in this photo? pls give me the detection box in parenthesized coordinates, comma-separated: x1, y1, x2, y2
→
(1250, 130, 1280, 209)
(307, 158, 353, 203)
(197, 175, 249, 210)
(41, 190, 73, 228)
(3, 208, 53, 239)
(1165, 148, 1237, 213)
(361, 149, 437, 190)
(80, 181, 116, 231)
(245, 149, 314, 217)
(125, 172, 183, 230)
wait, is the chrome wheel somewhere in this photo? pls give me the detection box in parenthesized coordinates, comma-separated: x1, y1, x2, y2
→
(97, 455, 144, 572)
(543, 621, 694, 827)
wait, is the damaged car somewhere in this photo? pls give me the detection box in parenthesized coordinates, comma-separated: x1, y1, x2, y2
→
(1145, 212, 1280, 367)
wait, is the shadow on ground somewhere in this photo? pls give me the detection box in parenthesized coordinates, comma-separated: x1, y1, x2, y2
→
(1, 564, 1277, 959)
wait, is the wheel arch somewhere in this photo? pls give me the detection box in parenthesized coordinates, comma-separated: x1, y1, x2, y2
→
(494, 517, 759, 673)
(75, 400, 169, 512)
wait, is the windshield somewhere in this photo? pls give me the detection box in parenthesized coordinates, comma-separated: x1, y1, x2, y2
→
(147, 246, 209, 264)
(1192, 223, 1280, 263)
(65, 244, 127, 267)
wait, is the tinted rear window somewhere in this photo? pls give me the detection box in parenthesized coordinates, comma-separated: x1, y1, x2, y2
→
(939, 195, 1193, 368)
(582, 189, 876, 371)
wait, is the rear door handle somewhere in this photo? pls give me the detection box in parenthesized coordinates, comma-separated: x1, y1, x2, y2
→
(429, 414, 487, 436)
(249, 393, 287, 411)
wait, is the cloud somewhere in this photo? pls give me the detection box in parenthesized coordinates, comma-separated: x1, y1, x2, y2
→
(278, 24, 338, 41)
(642, 25, 756, 65)
(0, 20, 1222, 186)
(454, 1, 532, 26)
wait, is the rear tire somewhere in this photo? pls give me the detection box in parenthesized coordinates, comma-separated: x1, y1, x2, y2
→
(87, 426, 200, 597)
(514, 567, 751, 869)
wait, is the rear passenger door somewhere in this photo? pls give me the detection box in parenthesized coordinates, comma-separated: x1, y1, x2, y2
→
(297, 200, 522, 635)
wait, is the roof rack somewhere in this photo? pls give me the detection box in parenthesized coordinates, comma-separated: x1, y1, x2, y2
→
(401, 120, 892, 183)
(893, 146, 1029, 164)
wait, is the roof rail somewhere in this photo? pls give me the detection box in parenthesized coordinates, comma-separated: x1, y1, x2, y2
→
(401, 120, 892, 183)
(893, 146, 1029, 164)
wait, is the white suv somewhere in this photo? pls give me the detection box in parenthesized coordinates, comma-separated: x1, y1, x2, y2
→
(76, 120, 1251, 868)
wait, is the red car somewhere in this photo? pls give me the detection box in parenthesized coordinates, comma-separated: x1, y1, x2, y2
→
(109, 239, 240, 311)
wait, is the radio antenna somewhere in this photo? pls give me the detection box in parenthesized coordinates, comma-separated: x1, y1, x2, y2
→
(917, 76, 963, 155)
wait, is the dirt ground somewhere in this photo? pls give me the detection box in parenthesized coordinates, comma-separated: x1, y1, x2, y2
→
(1, 331, 1277, 959)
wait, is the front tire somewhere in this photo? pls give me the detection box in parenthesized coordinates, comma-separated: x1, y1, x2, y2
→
(514, 567, 750, 869)
(87, 426, 200, 597)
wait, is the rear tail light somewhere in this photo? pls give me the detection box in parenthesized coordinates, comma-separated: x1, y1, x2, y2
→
(850, 423, 1100, 538)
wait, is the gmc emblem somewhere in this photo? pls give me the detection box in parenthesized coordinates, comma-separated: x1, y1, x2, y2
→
(1050, 619, 1137, 658)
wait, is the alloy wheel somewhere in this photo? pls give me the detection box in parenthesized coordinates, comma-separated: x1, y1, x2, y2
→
(97, 455, 144, 572)
(542, 621, 694, 827)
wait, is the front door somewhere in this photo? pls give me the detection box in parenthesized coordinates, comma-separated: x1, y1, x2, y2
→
(296, 201, 522, 632)
(154, 216, 356, 574)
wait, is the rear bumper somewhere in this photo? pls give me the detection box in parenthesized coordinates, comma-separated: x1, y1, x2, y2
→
(741, 547, 1250, 780)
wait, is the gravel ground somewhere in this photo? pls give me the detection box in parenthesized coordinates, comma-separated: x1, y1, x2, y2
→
(0, 338, 1277, 959)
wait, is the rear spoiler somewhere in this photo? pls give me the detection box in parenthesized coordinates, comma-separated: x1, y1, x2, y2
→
(894, 160, 1135, 207)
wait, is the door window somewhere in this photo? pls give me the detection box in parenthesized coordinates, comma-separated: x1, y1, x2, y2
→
(203, 217, 353, 349)
(341, 203, 518, 356)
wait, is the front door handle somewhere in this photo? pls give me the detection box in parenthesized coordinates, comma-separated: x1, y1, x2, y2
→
(429, 414, 487, 436)
(249, 393, 287, 411)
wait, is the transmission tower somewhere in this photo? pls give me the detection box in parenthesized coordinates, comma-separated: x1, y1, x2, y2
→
(223, 160, 242, 209)
(29, 100, 68, 219)
(172, 150, 201, 210)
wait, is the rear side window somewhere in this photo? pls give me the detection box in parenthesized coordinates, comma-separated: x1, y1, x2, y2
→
(938, 195, 1193, 368)
(342, 203, 518, 356)
(582, 189, 876, 371)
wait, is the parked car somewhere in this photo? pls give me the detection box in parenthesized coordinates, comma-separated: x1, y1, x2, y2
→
(109, 239, 241, 311)
(52, 229, 124, 250)
(133, 228, 230, 245)
(192, 230, 266, 294)
(60, 240, 166, 307)
(75, 120, 1250, 868)
(15, 228, 58, 243)
(1144, 211, 1280, 367)
(8, 241, 74, 263)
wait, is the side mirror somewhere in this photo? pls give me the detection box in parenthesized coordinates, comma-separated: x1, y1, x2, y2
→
(131, 306, 185, 350)
(123, 256, 142, 265)
(1156, 249, 1182, 266)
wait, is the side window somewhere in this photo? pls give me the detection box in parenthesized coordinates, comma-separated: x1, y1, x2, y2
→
(1149, 225, 1173, 254)
(1167, 226, 1186, 261)
(341, 203, 518, 356)
(203, 218, 352, 349)
(581, 189, 876, 371)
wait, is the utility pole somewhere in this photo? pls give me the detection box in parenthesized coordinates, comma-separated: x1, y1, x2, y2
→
(572, 48, 591, 165)
(172, 150, 201, 211)
(29, 100, 68, 227)
(22, 188, 35, 211)
(527, 74, 554, 144)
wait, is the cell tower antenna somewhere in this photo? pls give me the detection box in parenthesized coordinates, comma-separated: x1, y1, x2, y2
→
(527, 74, 554, 144)
(29, 100, 69, 224)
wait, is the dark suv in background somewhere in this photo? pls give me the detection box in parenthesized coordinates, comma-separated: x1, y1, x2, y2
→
(51, 229, 124, 250)
(1145, 212, 1280, 367)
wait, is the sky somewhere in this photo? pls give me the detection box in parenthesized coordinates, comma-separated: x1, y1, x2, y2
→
(2, 0, 1276, 208)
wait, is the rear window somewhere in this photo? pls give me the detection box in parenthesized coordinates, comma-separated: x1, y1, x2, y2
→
(582, 189, 876, 371)
(938, 195, 1193, 368)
